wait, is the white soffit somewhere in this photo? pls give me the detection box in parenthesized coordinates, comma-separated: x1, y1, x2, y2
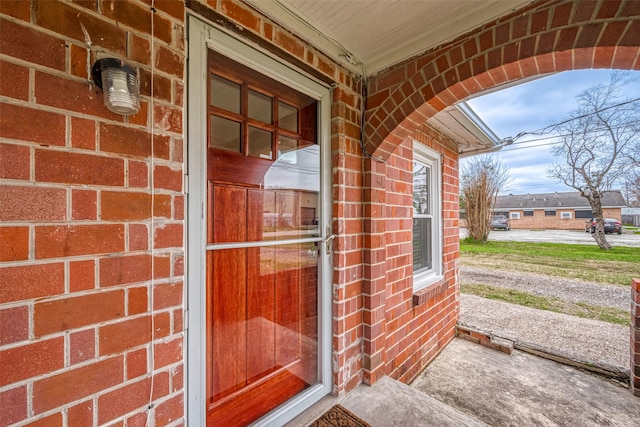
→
(428, 101, 501, 156)
(244, 0, 532, 75)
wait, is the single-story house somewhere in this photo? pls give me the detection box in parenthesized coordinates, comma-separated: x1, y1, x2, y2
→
(493, 191, 627, 230)
(2, 1, 640, 425)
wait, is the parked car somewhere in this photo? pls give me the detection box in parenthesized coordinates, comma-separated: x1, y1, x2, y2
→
(491, 215, 511, 231)
(584, 218, 622, 234)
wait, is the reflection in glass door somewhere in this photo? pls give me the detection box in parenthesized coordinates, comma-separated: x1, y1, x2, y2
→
(205, 50, 321, 427)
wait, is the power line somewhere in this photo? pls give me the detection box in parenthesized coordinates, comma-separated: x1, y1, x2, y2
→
(496, 119, 640, 153)
(499, 141, 559, 152)
(508, 96, 640, 143)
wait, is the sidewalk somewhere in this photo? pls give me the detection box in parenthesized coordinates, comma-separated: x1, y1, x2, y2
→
(412, 338, 640, 427)
(459, 294, 630, 377)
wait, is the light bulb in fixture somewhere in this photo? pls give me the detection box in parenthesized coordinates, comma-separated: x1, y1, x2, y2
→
(92, 58, 141, 116)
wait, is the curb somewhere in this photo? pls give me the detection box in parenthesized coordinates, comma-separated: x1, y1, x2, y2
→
(455, 324, 629, 385)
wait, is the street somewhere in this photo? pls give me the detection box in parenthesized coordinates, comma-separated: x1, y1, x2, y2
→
(460, 228, 640, 247)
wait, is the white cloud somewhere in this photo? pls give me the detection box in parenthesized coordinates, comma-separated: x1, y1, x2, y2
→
(462, 69, 640, 195)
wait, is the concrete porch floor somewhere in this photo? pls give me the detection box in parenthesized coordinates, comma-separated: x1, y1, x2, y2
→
(286, 338, 640, 426)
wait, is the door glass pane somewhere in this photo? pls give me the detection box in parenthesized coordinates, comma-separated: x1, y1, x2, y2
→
(248, 126, 273, 159)
(413, 162, 430, 215)
(211, 115, 241, 152)
(263, 144, 320, 238)
(279, 101, 298, 132)
(249, 89, 272, 123)
(211, 74, 240, 113)
(209, 243, 318, 398)
(206, 49, 322, 427)
(278, 136, 298, 158)
(248, 187, 319, 241)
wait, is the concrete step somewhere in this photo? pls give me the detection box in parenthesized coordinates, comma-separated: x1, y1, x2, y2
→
(340, 376, 489, 427)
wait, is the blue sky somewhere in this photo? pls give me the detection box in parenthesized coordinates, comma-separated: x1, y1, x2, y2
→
(463, 69, 640, 195)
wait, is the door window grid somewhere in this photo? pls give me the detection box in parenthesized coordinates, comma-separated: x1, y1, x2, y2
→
(209, 72, 308, 160)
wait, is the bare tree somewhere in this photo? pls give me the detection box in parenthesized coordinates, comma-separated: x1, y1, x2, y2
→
(461, 155, 510, 241)
(623, 150, 640, 207)
(547, 72, 640, 249)
(623, 171, 640, 207)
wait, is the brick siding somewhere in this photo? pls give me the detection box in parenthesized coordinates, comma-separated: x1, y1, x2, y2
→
(0, 0, 362, 423)
(507, 208, 622, 230)
(2, 0, 640, 425)
(364, 0, 640, 160)
(362, 126, 460, 385)
(632, 278, 640, 397)
(0, 1, 186, 425)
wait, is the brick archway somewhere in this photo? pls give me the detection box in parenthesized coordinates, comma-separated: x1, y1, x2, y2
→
(364, 0, 640, 159)
(360, 0, 639, 385)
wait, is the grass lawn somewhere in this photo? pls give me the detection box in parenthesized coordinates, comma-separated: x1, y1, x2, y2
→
(460, 239, 640, 286)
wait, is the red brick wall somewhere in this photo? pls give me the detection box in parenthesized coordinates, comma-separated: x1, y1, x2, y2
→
(364, 0, 640, 160)
(0, 1, 185, 425)
(632, 278, 640, 397)
(0, 0, 365, 423)
(3, 0, 640, 424)
(362, 125, 460, 385)
(506, 208, 622, 230)
(331, 84, 367, 394)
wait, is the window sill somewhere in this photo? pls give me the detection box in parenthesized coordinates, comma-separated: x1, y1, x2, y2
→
(412, 277, 446, 307)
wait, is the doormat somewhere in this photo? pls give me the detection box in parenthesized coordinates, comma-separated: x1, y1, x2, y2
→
(309, 405, 371, 427)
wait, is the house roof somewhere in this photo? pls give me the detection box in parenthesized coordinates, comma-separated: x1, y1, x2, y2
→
(494, 191, 627, 210)
(428, 101, 502, 157)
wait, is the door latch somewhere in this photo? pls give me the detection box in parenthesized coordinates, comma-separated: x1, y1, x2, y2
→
(324, 234, 336, 255)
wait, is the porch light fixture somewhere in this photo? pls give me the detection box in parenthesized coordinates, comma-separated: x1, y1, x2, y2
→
(92, 58, 140, 116)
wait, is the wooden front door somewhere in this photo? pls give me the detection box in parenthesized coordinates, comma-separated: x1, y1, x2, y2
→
(206, 50, 321, 426)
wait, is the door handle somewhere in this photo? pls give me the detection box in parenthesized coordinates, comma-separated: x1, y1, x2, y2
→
(324, 234, 336, 255)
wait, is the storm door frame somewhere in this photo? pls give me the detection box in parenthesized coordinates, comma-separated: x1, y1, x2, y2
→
(186, 15, 333, 426)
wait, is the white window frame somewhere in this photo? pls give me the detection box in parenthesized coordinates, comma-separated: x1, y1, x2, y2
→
(510, 212, 520, 220)
(412, 142, 443, 291)
(186, 16, 332, 427)
(560, 212, 572, 219)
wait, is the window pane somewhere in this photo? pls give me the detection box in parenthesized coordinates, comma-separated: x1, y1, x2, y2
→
(248, 126, 272, 159)
(575, 210, 592, 218)
(210, 115, 241, 152)
(249, 90, 272, 123)
(211, 75, 240, 113)
(413, 162, 430, 215)
(279, 102, 298, 132)
(278, 136, 298, 158)
(413, 217, 432, 271)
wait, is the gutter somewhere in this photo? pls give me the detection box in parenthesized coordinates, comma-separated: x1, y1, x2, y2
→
(456, 101, 513, 157)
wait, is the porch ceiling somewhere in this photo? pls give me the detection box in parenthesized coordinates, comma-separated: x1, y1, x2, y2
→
(245, 0, 532, 153)
(245, 0, 532, 76)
